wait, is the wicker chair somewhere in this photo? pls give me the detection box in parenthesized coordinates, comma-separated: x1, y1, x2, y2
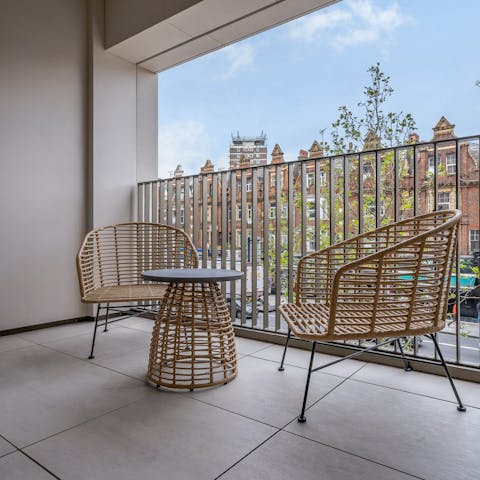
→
(77, 222, 199, 358)
(278, 210, 466, 422)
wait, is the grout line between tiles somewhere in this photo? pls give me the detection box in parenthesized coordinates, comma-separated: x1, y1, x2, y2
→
(347, 376, 480, 410)
(280, 429, 425, 480)
(16, 450, 63, 480)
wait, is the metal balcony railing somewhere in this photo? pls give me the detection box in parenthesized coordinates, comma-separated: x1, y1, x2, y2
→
(138, 135, 480, 370)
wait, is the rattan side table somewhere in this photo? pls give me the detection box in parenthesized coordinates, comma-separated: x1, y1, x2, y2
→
(141, 268, 243, 390)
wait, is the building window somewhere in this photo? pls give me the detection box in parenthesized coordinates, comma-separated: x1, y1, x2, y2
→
(319, 197, 328, 220)
(306, 172, 315, 188)
(470, 230, 479, 253)
(247, 204, 253, 223)
(318, 171, 327, 187)
(428, 155, 441, 173)
(269, 202, 276, 218)
(236, 231, 242, 246)
(281, 233, 288, 245)
(282, 204, 288, 218)
(362, 164, 372, 178)
(180, 208, 185, 224)
(446, 153, 456, 174)
(437, 192, 450, 210)
(246, 182, 252, 192)
(307, 199, 315, 219)
(237, 206, 242, 221)
(270, 173, 276, 188)
(308, 240, 316, 252)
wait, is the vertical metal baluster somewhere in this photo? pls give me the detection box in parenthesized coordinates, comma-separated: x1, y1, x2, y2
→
(202, 174, 208, 268)
(358, 154, 364, 234)
(413, 146, 418, 217)
(144, 182, 152, 223)
(455, 139, 461, 364)
(152, 181, 159, 223)
(221, 172, 228, 296)
(211, 173, 218, 269)
(167, 180, 173, 226)
(315, 160, 321, 250)
(329, 157, 335, 245)
(175, 178, 181, 229)
(343, 155, 349, 241)
(184, 178, 191, 237)
(301, 162, 307, 255)
(263, 167, 270, 330)
(230, 171, 237, 320)
(394, 148, 399, 222)
(433, 142, 438, 212)
(375, 150, 381, 228)
(137, 183, 145, 222)
(241, 169, 247, 325)
(275, 164, 281, 331)
(158, 181, 165, 224)
(288, 163, 294, 304)
(252, 168, 258, 328)
(192, 177, 199, 251)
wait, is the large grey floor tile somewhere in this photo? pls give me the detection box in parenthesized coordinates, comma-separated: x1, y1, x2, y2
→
(351, 362, 480, 408)
(0, 335, 36, 354)
(0, 437, 15, 458)
(114, 317, 155, 333)
(0, 345, 149, 447)
(191, 356, 344, 427)
(286, 380, 480, 480)
(25, 392, 276, 480)
(220, 431, 416, 480)
(92, 346, 149, 380)
(235, 337, 274, 356)
(43, 326, 150, 361)
(0, 452, 56, 479)
(18, 321, 98, 344)
(251, 343, 365, 377)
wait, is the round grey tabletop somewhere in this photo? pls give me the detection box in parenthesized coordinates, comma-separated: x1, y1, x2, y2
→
(141, 268, 244, 283)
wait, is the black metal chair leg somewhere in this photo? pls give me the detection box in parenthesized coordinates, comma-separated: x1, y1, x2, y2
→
(396, 338, 413, 371)
(278, 328, 291, 371)
(429, 334, 466, 412)
(103, 303, 110, 332)
(298, 341, 316, 423)
(88, 304, 101, 359)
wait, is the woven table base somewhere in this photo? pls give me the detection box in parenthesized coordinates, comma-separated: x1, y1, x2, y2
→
(147, 282, 237, 389)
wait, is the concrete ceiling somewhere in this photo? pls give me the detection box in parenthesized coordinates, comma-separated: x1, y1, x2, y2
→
(106, 0, 339, 73)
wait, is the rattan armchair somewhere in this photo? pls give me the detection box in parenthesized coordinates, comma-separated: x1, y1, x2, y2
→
(77, 222, 198, 358)
(278, 210, 466, 422)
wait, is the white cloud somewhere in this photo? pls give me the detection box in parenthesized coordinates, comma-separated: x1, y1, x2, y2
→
(158, 120, 212, 178)
(289, 0, 410, 51)
(221, 43, 255, 79)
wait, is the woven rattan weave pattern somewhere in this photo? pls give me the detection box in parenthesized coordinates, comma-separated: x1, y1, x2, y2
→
(280, 210, 461, 341)
(76, 223, 199, 304)
(147, 282, 237, 389)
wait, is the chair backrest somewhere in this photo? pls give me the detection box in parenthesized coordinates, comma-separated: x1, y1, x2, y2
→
(77, 223, 199, 300)
(297, 210, 461, 337)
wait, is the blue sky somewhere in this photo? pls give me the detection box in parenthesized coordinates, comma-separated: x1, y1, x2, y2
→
(157, 0, 480, 178)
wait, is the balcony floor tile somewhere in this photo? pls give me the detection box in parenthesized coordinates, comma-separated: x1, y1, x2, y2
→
(285, 379, 480, 480)
(0, 451, 56, 479)
(0, 345, 149, 447)
(0, 335, 37, 354)
(250, 343, 365, 377)
(189, 356, 344, 428)
(351, 361, 480, 409)
(220, 430, 417, 480)
(24, 392, 276, 480)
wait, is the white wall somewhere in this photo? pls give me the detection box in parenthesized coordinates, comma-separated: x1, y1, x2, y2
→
(0, 0, 88, 330)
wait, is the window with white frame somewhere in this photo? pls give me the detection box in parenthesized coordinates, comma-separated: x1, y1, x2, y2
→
(428, 155, 441, 173)
(437, 192, 450, 210)
(308, 239, 316, 252)
(307, 199, 315, 218)
(270, 173, 276, 188)
(281, 233, 288, 245)
(306, 172, 314, 188)
(269, 202, 276, 218)
(319, 171, 327, 187)
(446, 153, 456, 174)
(236, 231, 242, 246)
(246, 181, 252, 192)
(180, 208, 185, 224)
(247, 204, 252, 223)
(282, 204, 288, 218)
(470, 230, 479, 253)
(236, 206, 242, 221)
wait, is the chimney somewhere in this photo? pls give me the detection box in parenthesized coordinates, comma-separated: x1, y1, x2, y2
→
(200, 159, 214, 173)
